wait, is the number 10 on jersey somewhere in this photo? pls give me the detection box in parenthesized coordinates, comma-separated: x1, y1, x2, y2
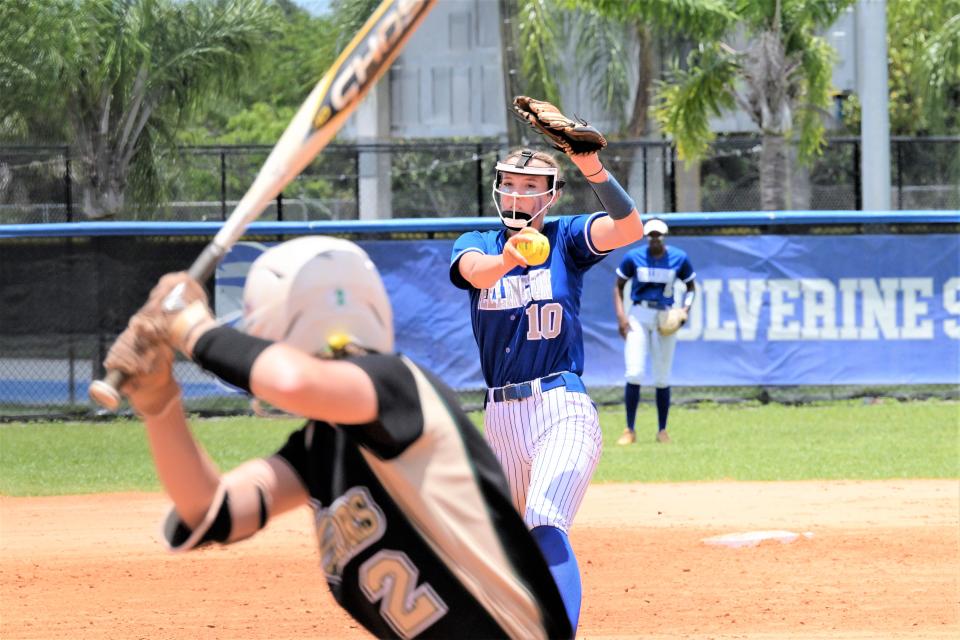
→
(525, 302, 563, 340)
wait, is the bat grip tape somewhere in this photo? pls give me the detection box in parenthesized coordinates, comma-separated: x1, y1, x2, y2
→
(188, 244, 227, 283)
(192, 327, 273, 394)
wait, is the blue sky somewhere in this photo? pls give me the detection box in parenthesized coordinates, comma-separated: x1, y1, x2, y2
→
(293, 0, 331, 14)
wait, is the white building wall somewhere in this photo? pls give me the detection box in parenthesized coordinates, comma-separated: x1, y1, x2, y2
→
(341, 0, 507, 140)
(338, 2, 863, 140)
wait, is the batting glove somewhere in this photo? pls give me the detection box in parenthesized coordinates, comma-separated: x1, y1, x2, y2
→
(143, 273, 217, 356)
(104, 315, 179, 417)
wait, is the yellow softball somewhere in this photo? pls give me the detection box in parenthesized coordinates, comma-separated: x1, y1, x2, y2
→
(515, 228, 550, 266)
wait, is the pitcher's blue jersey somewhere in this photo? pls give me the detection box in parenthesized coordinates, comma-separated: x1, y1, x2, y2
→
(617, 245, 695, 308)
(450, 213, 610, 388)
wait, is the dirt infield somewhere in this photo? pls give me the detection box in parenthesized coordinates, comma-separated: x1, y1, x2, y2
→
(2, 480, 957, 639)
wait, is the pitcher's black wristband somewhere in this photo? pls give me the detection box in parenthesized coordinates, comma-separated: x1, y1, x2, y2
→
(192, 326, 273, 394)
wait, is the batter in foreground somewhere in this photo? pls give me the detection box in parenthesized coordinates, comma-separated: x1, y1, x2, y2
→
(105, 237, 572, 640)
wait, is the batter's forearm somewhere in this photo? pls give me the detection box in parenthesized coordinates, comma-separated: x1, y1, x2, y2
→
(143, 398, 221, 529)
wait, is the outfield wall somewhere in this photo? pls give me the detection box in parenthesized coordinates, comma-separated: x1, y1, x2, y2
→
(1, 211, 958, 413)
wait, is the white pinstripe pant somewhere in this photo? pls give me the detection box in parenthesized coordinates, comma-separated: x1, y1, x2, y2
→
(483, 378, 602, 533)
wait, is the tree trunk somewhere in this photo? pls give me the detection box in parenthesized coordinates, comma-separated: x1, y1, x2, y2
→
(626, 25, 653, 138)
(625, 26, 663, 213)
(790, 142, 811, 210)
(498, 0, 523, 148)
(675, 158, 702, 213)
(759, 132, 790, 211)
(81, 175, 125, 219)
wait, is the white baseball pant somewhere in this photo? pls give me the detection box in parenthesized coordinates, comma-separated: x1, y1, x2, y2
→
(483, 376, 602, 533)
(624, 303, 678, 387)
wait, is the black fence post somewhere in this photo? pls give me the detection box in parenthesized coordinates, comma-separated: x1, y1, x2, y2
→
(277, 193, 283, 221)
(853, 140, 862, 210)
(220, 151, 227, 220)
(476, 142, 484, 216)
(355, 148, 361, 219)
(67, 340, 76, 406)
(642, 145, 648, 214)
(66, 228, 77, 405)
(96, 334, 108, 382)
(896, 141, 903, 210)
(93, 236, 107, 389)
(64, 149, 73, 223)
(667, 144, 677, 213)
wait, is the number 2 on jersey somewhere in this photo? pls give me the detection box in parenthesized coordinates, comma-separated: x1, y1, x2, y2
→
(359, 549, 448, 638)
(525, 302, 563, 340)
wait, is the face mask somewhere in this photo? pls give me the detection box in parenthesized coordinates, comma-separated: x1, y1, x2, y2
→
(492, 162, 560, 229)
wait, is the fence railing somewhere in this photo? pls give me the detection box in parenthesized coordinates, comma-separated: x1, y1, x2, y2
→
(1, 137, 958, 224)
(2, 212, 958, 419)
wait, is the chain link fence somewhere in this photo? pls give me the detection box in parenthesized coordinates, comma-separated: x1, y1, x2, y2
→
(2, 222, 958, 420)
(2, 136, 957, 419)
(2, 137, 957, 224)
(0, 234, 240, 419)
(0, 146, 74, 223)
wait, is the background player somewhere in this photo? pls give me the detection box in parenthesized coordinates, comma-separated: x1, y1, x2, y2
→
(449, 97, 644, 634)
(104, 236, 571, 640)
(612, 218, 697, 444)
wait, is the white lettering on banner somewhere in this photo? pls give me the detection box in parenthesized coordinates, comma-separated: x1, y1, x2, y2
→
(478, 269, 554, 311)
(729, 279, 766, 341)
(902, 278, 934, 339)
(838, 279, 860, 339)
(801, 279, 839, 340)
(860, 278, 901, 339)
(944, 278, 960, 339)
(768, 280, 802, 341)
(677, 276, 959, 342)
(702, 279, 736, 340)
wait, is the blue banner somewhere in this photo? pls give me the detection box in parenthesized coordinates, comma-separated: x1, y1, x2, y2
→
(217, 234, 960, 389)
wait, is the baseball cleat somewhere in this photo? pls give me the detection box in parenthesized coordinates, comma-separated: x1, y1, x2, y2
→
(616, 429, 636, 445)
(656, 430, 671, 443)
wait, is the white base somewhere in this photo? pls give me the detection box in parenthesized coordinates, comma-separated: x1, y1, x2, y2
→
(702, 530, 814, 548)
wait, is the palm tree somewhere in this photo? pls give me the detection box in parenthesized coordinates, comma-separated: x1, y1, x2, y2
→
(511, 0, 853, 211)
(887, 0, 960, 134)
(652, 0, 854, 210)
(511, 0, 735, 136)
(0, 0, 276, 218)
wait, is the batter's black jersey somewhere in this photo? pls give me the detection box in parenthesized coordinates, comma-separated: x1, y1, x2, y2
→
(274, 354, 570, 640)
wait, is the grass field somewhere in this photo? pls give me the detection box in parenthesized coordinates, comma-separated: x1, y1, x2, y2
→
(0, 399, 957, 496)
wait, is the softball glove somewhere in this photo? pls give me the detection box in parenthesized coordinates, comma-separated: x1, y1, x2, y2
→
(512, 96, 607, 155)
(657, 308, 688, 336)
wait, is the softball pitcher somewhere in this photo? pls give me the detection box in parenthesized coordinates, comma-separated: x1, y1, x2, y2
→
(613, 218, 697, 444)
(450, 97, 644, 633)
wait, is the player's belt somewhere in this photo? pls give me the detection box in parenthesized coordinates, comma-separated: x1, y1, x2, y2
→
(489, 372, 586, 403)
(635, 300, 665, 309)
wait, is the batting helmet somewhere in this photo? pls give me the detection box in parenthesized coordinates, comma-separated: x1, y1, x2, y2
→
(241, 236, 394, 356)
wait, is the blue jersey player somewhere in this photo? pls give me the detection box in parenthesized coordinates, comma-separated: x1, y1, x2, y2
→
(450, 142, 644, 633)
(613, 218, 697, 445)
